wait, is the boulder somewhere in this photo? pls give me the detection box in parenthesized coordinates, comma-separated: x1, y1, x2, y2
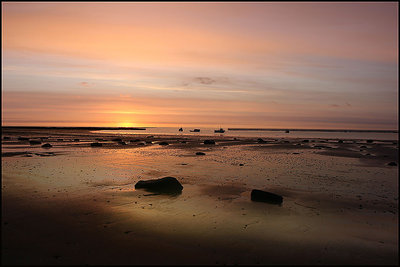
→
(90, 142, 103, 147)
(159, 142, 169, 146)
(366, 140, 373, 143)
(119, 141, 127, 145)
(257, 138, 267, 143)
(196, 152, 206, 155)
(112, 138, 122, 142)
(135, 177, 183, 194)
(29, 140, 42, 145)
(302, 140, 309, 143)
(204, 140, 215, 145)
(251, 189, 283, 205)
(74, 139, 80, 142)
(41, 143, 52, 148)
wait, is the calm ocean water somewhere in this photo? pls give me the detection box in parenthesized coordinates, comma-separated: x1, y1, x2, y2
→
(94, 127, 398, 141)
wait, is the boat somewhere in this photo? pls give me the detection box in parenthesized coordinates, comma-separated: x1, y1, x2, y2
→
(190, 129, 200, 132)
(178, 127, 183, 132)
(214, 128, 225, 133)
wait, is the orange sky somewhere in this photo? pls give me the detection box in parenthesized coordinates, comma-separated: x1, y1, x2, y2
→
(2, 2, 398, 129)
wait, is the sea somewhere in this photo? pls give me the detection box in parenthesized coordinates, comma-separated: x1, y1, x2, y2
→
(93, 127, 398, 141)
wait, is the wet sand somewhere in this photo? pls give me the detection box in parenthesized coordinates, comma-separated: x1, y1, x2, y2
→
(2, 128, 398, 265)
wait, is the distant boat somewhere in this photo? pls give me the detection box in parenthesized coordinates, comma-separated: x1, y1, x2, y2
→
(178, 127, 183, 132)
(190, 129, 200, 132)
(214, 128, 225, 133)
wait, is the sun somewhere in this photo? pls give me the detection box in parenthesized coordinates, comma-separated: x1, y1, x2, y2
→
(118, 122, 136, 127)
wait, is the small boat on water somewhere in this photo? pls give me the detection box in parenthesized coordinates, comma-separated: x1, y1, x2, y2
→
(190, 129, 200, 132)
(214, 128, 225, 133)
(178, 128, 183, 132)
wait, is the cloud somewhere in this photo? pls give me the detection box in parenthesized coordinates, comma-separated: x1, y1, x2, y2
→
(79, 81, 93, 87)
(194, 77, 217, 85)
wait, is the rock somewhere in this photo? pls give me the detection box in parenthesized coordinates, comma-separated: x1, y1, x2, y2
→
(74, 139, 80, 142)
(29, 140, 42, 145)
(338, 140, 343, 143)
(90, 142, 103, 147)
(147, 136, 154, 138)
(196, 152, 206, 155)
(41, 143, 52, 148)
(57, 139, 63, 141)
(3, 136, 10, 140)
(251, 189, 283, 205)
(302, 140, 309, 143)
(360, 145, 367, 148)
(239, 163, 244, 166)
(96, 138, 105, 141)
(135, 177, 183, 194)
(388, 162, 397, 166)
(131, 139, 141, 142)
(367, 140, 373, 143)
(159, 142, 169, 146)
(204, 140, 215, 145)
(181, 141, 187, 143)
(257, 138, 267, 143)
(112, 138, 122, 142)
(119, 141, 127, 145)
(18, 137, 29, 141)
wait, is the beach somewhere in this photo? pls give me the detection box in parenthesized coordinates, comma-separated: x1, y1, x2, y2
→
(2, 127, 398, 265)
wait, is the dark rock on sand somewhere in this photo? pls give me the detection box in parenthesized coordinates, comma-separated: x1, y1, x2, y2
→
(57, 139, 63, 141)
(112, 138, 122, 142)
(302, 140, 309, 143)
(338, 140, 343, 143)
(257, 138, 267, 143)
(41, 143, 52, 148)
(119, 141, 127, 145)
(131, 139, 141, 143)
(74, 139, 80, 142)
(29, 140, 42, 145)
(388, 162, 397, 166)
(159, 142, 169, 146)
(204, 140, 215, 145)
(196, 152, 206, 155)
(251, 189, 283, 205)
(90, 142, 103, 147)
(18, 137, 29, 141)
(367, 140, 374, 143)
(135, 177, 183, 194)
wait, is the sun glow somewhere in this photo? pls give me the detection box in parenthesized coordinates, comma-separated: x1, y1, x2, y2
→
(117, 122, 137, 128)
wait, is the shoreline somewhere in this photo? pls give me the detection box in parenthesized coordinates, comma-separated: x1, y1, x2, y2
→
(2, 128, 398, 265)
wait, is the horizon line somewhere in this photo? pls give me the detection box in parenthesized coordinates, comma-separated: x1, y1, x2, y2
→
(1, 126, 398, 133)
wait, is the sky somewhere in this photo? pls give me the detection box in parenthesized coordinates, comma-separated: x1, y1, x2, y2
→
(2, 2, 398, 129)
